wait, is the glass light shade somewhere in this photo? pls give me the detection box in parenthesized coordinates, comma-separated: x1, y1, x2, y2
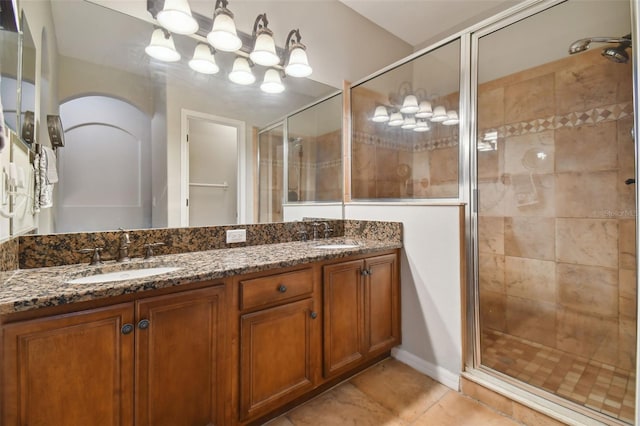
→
(261, 69, 285, 93)
(157, 0, 199, 35)
(207, 12, 242, 52)
(285, 46, 312, 77)
(189, 44, 219, 74)
(372, 106, 389, 123)
(228, 57, 256, 85)
(430, 105, 448, 122)
(401, 116, 417, 129)
(400, 95, 419, 114)
(388, 112, 404, 127)
(145, 28, 181, 62)
(413, 120, 431, 132)
(415, 101, 433, 118)
(443, 110, 459, 126)
(250, 32, 280, 66)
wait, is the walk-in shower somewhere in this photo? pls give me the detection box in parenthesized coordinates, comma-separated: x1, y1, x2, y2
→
(473, 1, 635, 424)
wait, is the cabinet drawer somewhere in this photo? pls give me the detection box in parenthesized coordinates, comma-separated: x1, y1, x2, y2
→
(240, 268, 313, 310)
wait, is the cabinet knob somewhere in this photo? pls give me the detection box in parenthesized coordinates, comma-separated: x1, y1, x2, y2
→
(278, 284, 287, 293)
(137, 319, 150, 330)
(310, 311, 318, 319)
(360, 269, 371, 276)
(121, 323, 134, 335)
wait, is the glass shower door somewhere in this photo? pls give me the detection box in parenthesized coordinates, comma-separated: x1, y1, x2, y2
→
(475, 0, 635, 423)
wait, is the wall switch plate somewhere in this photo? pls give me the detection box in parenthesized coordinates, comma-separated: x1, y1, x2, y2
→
(226, 229, 246, 243)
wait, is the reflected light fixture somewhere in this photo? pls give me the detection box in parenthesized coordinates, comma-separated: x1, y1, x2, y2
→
(414, 120, 431, 132)
(208, 0, 242, 52)
(401, 116, 417, 130)
(250, 14, 280, 66)
(189, 43, 219, 74)
(284, 29, 312, 77)
(400, 95, 419, 114)
(145, 28, 181, 62)
(157, 0, 198, 35)
(430, 106, 448, 122)
(372, 106, 390, 123)
(388, 112, 404, 127)
(261, 69, 285, 93)
(415, 101, 433, 118)
(442, 110, 459, 126)
(228, 57, 256, 85)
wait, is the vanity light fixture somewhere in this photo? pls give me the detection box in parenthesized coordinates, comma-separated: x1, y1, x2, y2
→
(430, 105, 448, 122)
(189, 43, 219, 74)
(442, 110, 459, 126)
(413, 120, 431, 132)
(261, 69, 285, 93)
(284, 29, 312, 78)
(372, 106, 390, 123)
(400, 95, 419, 114)
(250, 14, 280, 66)
(401, 116, 417, 130)
(157, 0, 199, 35)
(228, 57, 256, 85)
(388, 112, 404, 127)
(145, 28, 181, 62)
(208, 0, 243, 52)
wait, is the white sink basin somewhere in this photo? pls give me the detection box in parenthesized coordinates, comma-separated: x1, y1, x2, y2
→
(66, 266, 181, 284)
(314, 244, 360, 250)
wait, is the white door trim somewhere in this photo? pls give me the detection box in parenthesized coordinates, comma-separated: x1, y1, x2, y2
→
(180, 109, 246, 227)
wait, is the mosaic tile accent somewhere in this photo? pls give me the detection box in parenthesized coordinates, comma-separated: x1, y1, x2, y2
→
(353, 130, 459, 153)
(482, 329, 635, 423)
(480, 102, 633, 140)
(0, 237, 19, 272)
(0, 236, 401, 315)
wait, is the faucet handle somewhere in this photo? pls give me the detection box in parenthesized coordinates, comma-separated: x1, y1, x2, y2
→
(297, 230, 309, 242)
(78, 247, 104, 265)
(144, 242, 165, 259)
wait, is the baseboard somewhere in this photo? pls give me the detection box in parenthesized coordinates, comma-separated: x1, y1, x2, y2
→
(391, 347, 460, 391)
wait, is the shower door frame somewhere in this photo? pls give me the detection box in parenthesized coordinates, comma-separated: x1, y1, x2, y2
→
(464, 0, 640, 424)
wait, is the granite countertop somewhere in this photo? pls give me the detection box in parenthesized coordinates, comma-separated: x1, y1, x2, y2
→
(0, 238, 401, 315)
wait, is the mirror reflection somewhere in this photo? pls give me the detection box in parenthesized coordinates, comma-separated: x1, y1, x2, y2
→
(4, 0, 338, 236)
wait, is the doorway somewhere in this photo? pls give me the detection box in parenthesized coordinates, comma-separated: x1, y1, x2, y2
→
(182, 111, 244, 227)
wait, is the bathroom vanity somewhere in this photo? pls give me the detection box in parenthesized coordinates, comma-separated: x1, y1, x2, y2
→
(0, 235, 401, 425)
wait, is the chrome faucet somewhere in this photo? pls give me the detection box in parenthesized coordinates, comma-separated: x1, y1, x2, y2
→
(321, 222, 333, 239)
(311, 222, 321, 240)
(118, 228, 131, 262)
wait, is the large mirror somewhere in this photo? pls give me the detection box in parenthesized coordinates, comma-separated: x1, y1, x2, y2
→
(9, 0, 340, 236)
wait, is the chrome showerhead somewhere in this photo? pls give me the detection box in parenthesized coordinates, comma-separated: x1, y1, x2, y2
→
(602, 41, 631, 63)
(568, 34, 632, 56)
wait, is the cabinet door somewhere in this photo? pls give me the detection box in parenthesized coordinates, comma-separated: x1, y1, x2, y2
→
(135, 285, 226, 426)
(365, 254, 400, 355)
(240, 298, 318, 421)
(322, 259, 365, 378)
(2, 303, 135, 426)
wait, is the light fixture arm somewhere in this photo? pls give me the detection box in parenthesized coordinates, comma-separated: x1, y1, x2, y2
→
(213, 0, 232, 18)
(252, 13, 269, 38)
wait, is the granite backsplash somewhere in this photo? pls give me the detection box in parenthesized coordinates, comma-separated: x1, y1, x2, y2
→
(4, 220, 401, 270)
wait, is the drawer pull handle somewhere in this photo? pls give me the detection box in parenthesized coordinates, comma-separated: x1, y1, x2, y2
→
(310, 311, 318, 319)
(138, 319, 150, 330)
(121, 324, 134, 335)
(278, 284, 287, 293)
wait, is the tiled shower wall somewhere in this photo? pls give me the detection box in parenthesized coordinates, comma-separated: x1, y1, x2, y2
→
(351, 86, 459, 199)
(478, 48, 636, 370)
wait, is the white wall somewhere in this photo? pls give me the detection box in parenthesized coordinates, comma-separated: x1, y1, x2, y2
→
(0, 125, 10, 239)
(283, 203, 343, 222)
(345, 203, 463, 389)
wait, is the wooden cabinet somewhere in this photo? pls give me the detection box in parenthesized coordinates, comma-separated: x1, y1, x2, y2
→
(2, 303, 135, 426)
(236, 267, 321, 422)
(136, 286, 226, 426)
(2, 284, 226, 426)
(323, 253, 400, 379)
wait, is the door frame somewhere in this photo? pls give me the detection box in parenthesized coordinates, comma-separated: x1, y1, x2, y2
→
(180, 109, 246, 227)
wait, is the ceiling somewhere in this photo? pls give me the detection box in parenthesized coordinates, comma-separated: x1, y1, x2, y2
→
(338, 0, 526, 47)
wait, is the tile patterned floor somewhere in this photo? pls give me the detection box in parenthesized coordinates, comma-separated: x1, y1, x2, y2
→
(267, 359, 521, 426)
(482, 329, 636, 424)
